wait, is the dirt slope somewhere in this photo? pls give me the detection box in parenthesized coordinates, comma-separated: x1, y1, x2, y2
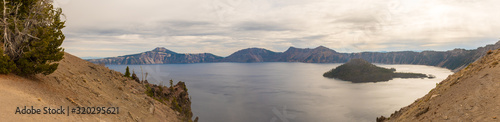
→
(0, 52, 186, 121)
(378, 49, 500, 121)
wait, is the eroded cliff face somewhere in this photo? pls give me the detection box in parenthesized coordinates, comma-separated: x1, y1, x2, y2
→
(377, 48, 500, 122)
(88, 41, 500, 71)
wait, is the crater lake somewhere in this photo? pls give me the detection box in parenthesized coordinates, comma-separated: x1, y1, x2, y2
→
(107, 62, 452, 122)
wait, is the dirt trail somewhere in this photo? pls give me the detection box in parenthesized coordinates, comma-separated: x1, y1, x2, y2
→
(0, 53, 183, 121)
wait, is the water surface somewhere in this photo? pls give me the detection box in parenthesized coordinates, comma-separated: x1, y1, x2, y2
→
(107, 63, 452, 122)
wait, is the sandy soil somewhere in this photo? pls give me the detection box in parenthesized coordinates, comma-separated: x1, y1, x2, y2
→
(380, 49, 500, 121)
(0, 53, 183, 121)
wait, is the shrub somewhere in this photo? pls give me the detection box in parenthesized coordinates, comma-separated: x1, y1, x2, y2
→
(183, 82, 188, 92)
(124, 66, 131, 78)
(145, 84, 154, 97)
(158, 85, 164, 93)
(0, 49, 16, 74)
(171, 97, 182, 113)
(170, 79, 173, 87)
(487, 50, 493, 55)
(169, 79, 174, 91)
(1, 0, 65, 76)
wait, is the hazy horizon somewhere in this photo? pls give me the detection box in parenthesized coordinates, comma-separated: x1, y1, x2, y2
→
(79, 42, 496, 58)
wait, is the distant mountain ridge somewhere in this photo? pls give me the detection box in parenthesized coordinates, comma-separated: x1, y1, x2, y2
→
(377, 44, 500, 122)
(87, 41, 500, 71)
(87, 47, 223, 64)
(222, 48, 281, 62)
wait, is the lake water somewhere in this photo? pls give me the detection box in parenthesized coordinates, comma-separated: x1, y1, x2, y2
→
(107, 63, 453, 122)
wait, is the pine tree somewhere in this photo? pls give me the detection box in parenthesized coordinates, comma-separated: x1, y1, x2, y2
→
(1, 0, 65, 76)
(124, 66, 131, 78)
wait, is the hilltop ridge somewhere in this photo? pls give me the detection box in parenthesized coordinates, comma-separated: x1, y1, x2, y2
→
(89, 47, 223, 64)
(223, 48, 281, 62)
(88, 41, 500, 71)
(378, 48, 500, 121)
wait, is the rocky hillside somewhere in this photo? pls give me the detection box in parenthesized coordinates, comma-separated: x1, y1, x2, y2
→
(88, 41, 500, 71)
(0, 52, 195, 121)
(377, 49, 500, 121)
(88, 47, 223, 64)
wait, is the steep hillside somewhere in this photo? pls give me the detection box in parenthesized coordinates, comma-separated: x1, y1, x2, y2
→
(0, 52, 193, 121)
(377, 49, 500, 121)
(88, 47, 222, 64)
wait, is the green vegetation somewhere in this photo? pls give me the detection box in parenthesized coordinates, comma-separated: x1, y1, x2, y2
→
(169, 79, 174, 91)
(183, 83, 188, 92)
(170, 79, 173, 87)
(323, 59, 394, 82)
(324, 59, 430, 83)
(1, 0, 65, 76)
(158, 85, 164, 93)
(124, 66, 131, 78)
(143, 80, 193, 121)
(0, 48, 15, 74)
(171, 97, 182, 113)
(465, 63, 472, 70)
(144, 84, 154, 97)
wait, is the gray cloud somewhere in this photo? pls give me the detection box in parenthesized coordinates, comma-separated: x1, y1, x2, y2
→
(233, 21, 295, 31)
(56, 0, 500, 57)
(158, 21, 230, 36)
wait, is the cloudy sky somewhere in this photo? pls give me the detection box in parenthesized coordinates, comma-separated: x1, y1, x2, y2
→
(54, 0, 500, 58)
